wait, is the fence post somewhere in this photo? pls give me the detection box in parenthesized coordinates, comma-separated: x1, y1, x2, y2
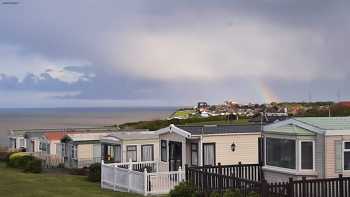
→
(339, 174, 344, 197)
(218, 162, 223, 194)
(179, 166, 182, 181)
(287, 177, 294, 197)
(302, 176, 306, 197)
(260, 179, 268, 197)
(128, 161, 132, 192)
(238, 161, 242, 178)
(113, 163, 117, 191)
(144, 168, 148, 196)
(101, 160, 104, 189)
(203, 167, 208, 195)
(129, 158, 133, 170)
(185, 164, 189, 181)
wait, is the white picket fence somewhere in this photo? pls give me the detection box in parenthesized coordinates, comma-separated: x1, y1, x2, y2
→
(101, 160, 185, 196)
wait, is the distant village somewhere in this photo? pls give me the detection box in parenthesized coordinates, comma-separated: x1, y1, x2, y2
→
(169, 100, 350, 121)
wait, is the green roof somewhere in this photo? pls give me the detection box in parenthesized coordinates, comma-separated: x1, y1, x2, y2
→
(265, 124, 315, 136)
(294, 117, 350, 130)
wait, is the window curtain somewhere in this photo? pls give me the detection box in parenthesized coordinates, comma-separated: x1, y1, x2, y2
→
(203, 144, 215, 166)
(161, 140, 167, 162)
(142, 145, 154, 161)
(191, 144, 198, 166)
(336, 141, 343, 172)
(126, 146, 137, 162)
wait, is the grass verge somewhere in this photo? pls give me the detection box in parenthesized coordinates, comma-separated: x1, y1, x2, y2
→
(0, 162, 140, 197)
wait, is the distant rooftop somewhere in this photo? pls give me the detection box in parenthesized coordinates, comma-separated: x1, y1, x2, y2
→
(177, 124, 262, 135)
(67, 132, 111, 142)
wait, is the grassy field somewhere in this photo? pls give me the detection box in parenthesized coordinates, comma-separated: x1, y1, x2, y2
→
(168, 109, 196, 119)
(183, 118, 250, 126)
(0, 162, 140, 197)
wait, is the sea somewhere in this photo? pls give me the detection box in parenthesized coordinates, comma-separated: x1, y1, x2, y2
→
(0, 107, 177, 146)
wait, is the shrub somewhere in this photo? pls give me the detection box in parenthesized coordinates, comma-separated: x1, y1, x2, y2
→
(209, 192, 221, 197)
(9, 152, 28, 160)
(223, 189, 241, 197)
(88, 163, 101, 182)
(8, 153, 34, 169)
(24, 158, 42, 173)
(169, 182, 197, 197)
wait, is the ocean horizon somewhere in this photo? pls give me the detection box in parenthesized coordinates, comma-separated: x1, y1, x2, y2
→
(0, 107, 178, 146)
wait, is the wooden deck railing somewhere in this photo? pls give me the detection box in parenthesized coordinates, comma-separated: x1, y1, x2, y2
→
(186, 163, 350, 197)
(101, 160, 184, 196)
(114, 160, 158, 173)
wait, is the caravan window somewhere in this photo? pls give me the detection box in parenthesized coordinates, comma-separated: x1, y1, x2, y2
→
(161, 140, 167, 162)
(141, 145, 154, 161)
(19, 139, 25, 148)
(191, 143, 198, 166)
(300, 141, 314, 170)
(344, 142, 350, 170)
(71, 144, 77, 159)
(126, 145, 137, 162)
(266, 138, 296, 169)
(203, 143, 215, 166)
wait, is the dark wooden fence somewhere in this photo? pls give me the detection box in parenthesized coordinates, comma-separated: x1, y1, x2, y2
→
(186, 163, 350, 197)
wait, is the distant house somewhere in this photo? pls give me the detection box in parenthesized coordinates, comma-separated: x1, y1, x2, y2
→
(197, 102, 209, 112)
(263, 117, 350, 183)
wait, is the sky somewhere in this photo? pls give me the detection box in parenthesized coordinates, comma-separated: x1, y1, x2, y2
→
(0, 0, 349, 108)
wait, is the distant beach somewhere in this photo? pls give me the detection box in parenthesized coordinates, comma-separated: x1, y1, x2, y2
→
(0, 107, 176, 146)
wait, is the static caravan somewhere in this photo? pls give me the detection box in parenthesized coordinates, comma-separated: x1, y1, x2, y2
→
(263, 117, 350, 183)
(157, 124, 262, 172)
(61, 132, 110, 168)
(101, 131, 159, 164)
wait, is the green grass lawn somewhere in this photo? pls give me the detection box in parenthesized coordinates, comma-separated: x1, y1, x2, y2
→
(0, 162, 140, 197)
(169, 110, 195, 119)
(183, 118, 250, 126)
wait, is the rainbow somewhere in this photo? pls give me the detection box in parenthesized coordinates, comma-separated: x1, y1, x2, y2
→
(255, 80, 281, 103)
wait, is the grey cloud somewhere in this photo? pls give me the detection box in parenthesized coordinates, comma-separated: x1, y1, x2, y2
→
(0, 0, 349, 105)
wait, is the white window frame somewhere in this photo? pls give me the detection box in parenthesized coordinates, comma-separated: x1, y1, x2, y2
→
(141, 144, 154, 162)
(126, 145, 137, 162)
(264, 137, 297, 170)
(19, 138, 26, 148)
(343, 141, 350, 171)
(299, 140, 315, 171)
